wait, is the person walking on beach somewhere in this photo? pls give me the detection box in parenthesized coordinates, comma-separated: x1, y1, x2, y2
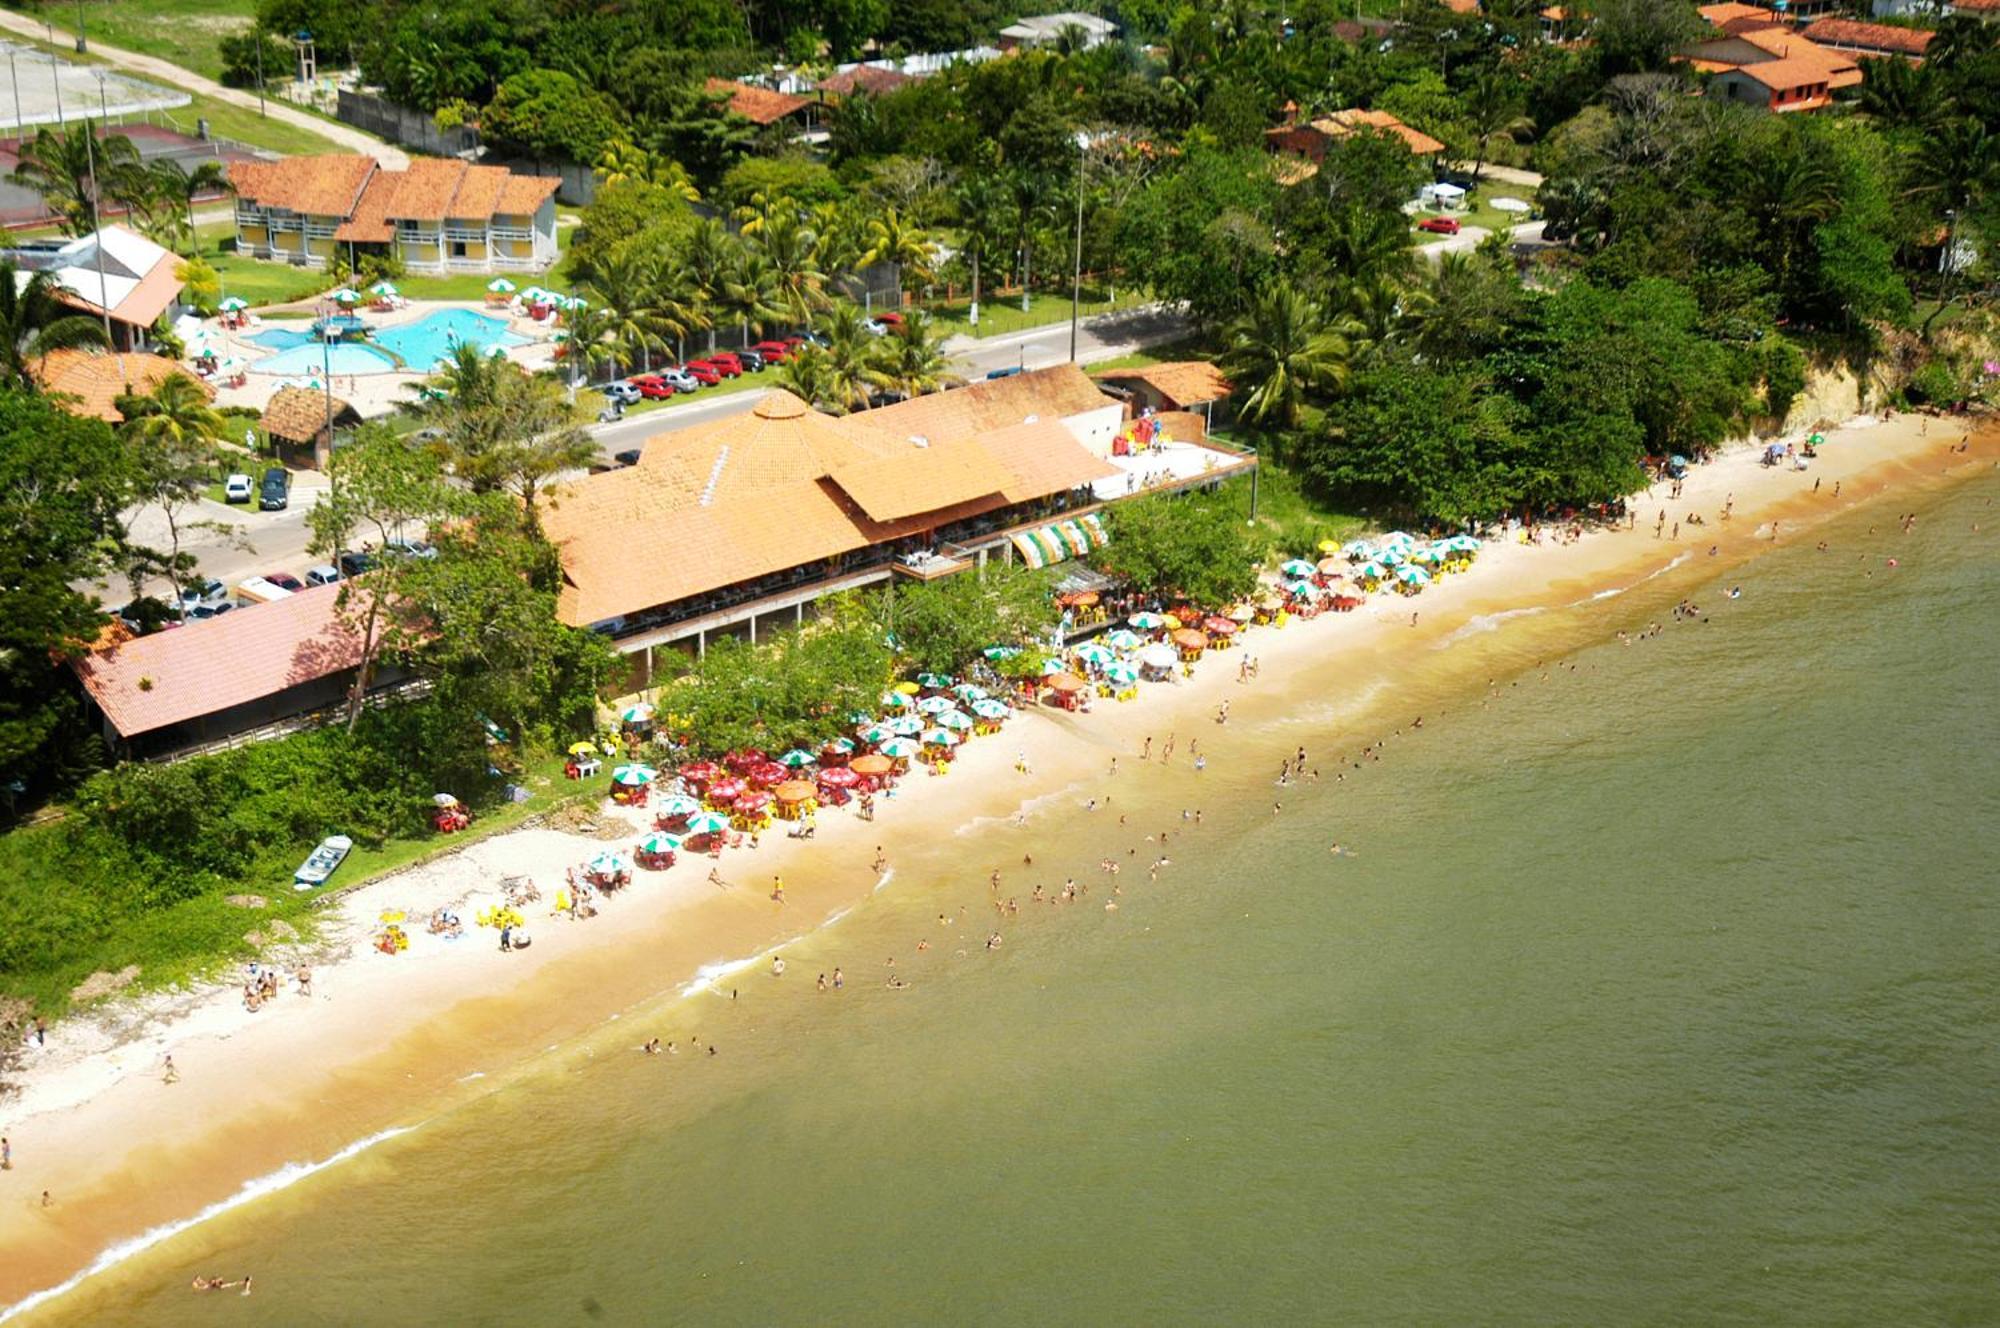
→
(770, 877, 786, 904)
(162, 1054, 179, 1084)
(2, 1136, 10, 1170)
(1141, 735, 1152, 759)
(499, 924, 514, 952)
(33, 1017, 45, 1046)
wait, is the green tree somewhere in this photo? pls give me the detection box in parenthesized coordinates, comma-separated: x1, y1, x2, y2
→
(1216, 285, 1357, 434)
(482, 68, 625, 164)
(860, 206, 936, 306)
(115, 372, 226, 452)
(873, 565, 1054, 676)
(12, 123, 146, 237)
(1094, 490, 1259, 606)
(871, 309, 954, 400)
(0, 259, 109, 389)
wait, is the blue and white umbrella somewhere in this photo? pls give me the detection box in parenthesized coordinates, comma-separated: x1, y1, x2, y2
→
(885, 715, 925, 737)
(1397, 565, 1432, 586)
(916, 694, 956, 715)
(971, 698, 1011, 720)
(1104, 629, 1141, 650)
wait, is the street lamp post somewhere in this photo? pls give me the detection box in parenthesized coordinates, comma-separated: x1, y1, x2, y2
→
(85, 70, 113, 344)
(73, 0, 86, 54)
(7, 50, 21, 133)
(49, 53, 62, 124)
(1069, 131, 1087, 363)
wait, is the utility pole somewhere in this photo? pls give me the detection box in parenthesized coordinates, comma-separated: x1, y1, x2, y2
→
(1069, 131, 1086, 363)
(86, 71, 112, 345)
(49, 52, 62, 124)
(72, 0, 86, 54)
(254, 34, 266, 117)
(7, 50, 21, 134)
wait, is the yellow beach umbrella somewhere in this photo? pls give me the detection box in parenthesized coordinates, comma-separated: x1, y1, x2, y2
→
(1162, 613, 1183, 630)
(568, 741, 597, 756)
(379, 909, 406, 923)
(893, 681, 921, 695)
(1317, 539, 1342, 555)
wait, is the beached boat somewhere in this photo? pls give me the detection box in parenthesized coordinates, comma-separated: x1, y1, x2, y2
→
(294, 834, 354, 889)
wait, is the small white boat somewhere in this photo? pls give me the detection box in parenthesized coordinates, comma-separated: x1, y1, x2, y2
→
(293, 834, 354, 889)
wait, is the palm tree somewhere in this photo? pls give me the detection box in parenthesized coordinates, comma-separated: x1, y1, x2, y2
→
(557, 298, 619, 390)
(872, 310, 955, 401)
(808, 200, 863, 276)
(1320, 203, 1414, 288)
(12, 123, 145, 236)
(1216, 285, 1356, 433)
(752, 212, 829, 327)
(773, 345, 839, 411)
(593, 139, 701, 201)
(1906, 116, 2000, 339)
(117, 371, 226, 449)
(816, 300, 880, 412)
(861, 207, 936, 311)
(681, 218, 736, 354)
(953, 175, 1008, 328)
(1856, 58, 1944, 131)
(585, 245, 669, 374)
(1461, 68, 1533, 188)
(724, 250, 788, 345)
(155, 159, 232, 255)
(0, 258, 109, 388)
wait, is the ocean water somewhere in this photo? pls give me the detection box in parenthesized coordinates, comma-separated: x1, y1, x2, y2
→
(22, 470, 2000, 1326)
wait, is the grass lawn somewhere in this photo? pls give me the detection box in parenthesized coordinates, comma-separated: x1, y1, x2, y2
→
(1212, 456, 1372, 560)
(1411, 182, 1540, 239)
(928, 285, 1149, 339)
(67, 0, 254, 82)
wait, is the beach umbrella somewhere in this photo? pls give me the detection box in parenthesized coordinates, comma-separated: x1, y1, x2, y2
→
(1279, 558, 1318, 578)
(773, 779, 817, 803)
(951, 682, 989, 703)
(982, 645, 1022, 660)
(934, 710, 975, 731)
(1040, 657, 1068, 676)
(1139, 644, 1177, 669)
(1204, 616, 1240, 637)
(892, 681, 921, 695)
(972, 698, 1011, 720)
(824, 736, 857, 755)
(619, 701, 655, 725)
(1411, 547, 1444, 565)
(611, 764, 658, 786)
(778, 748, 816, 767)
(1317, 558, 1344, 577)
(567, 741, 597, 756)
(1380, 530, 1416, 548)
(878, 737, 921, 759)
(655, 795, 700, 817)
(733, 790, 772, 813)
(328, 287, 361, 303)
(921, 727, 960, 747)
(916, 694, 956, 715)
(1104, 629, 1141, 650)
(379, 908, 406, 923)
(817, 766, 859, 788)
(858, 723, 895, 745)
(588, 850, 632, 876)
(368, 281, 400, 298)
(217, 295, 249, 313)
(1447, 535, 1481, 553)
(1283, 579, 1315, 597)
(844, 709, 875, 726)
(1397, 565, 1432, 586)
(1228, 603, 1255, 623)
(1162, 613, 1183, 630)
(678, 760, 718, 783)
(1356, 560, 1388, 580)
(706, 777, 745, 803)
(683, 810, 730, 835)
(880, 690, 914, 709)
(1128, 611, 1167, 630)
(1317, 539, 1342, 554)
(432, 792, 459, 807)
(916, 672, 955, 689)
(1073, 642, 1116, 667)
(1102, 661, 1139, 685)
(487, 277, 518, 294)
(519, 285, 548, 302)
(637, 832, 681, 855)
(1342, 539, 1375, 559)
(1170, 629, 1207, 652)
(1046, 672, 1088, 692)
(850, 754, 893, 777)
(886, 715, 925, 737)
(1378, 546, 1407, 566)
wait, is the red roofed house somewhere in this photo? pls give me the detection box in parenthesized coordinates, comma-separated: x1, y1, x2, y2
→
(1264, 107, 1445, 184)
(1, 224, 186, 351)
(70, 582, 409, 759)
(229, 154, 560, 274)
(33, 349, 211, 423)
(1799, 18, 1935, 62)
(1688, 25, 1862, 111)
(705, 79, 820, 135)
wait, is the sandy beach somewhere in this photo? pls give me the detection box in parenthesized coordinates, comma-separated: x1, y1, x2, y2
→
(2, 407, 1993, 1315)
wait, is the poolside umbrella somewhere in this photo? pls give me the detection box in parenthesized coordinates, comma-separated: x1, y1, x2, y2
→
(916, 694, 956, 715)
(1397, 565, 1432, 586)
(1356, 560, 1388, 580)
(880, 690, 914, 710)
(328, 287, 361, 303)
(877, 737, 921, 759)
(487, 278, 518, 294)
(983, 645, 1022, 660)
(934, 709, 974, 731)
(858, 723, 895, 745)
(921, 727, 960, 747)
(1139, 643, 1177, 669)
(611, 764, 658, 787)
(916, 672, 955, 689)
(562, 295, 588, 312)
(972, 698, 1011, 720)
(885, 715, 925, 737)
(1279, 558, 1318, 578)
(1104, 629, 1141, 650)
(368, 281, 400, 298)
(683, 811, 730, 835)
(637, 832, 682, 855)
(1128, 611, 1166, 630)
(217, 296, 249, 312)
(485, 344, 509, 358)
(655, 795, 701, 817)
(1073, 642, 1116, 667)
(1103, 661, 1139, 686)
(619, 701, 655, 725)
(951, 683, 989, 703)
(588, 850, 632, 876)
(519, 285, 549, 302)
(567, 741, 598, 756)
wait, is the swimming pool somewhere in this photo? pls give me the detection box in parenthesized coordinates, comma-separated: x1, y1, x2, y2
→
(247, 310, 528, 376)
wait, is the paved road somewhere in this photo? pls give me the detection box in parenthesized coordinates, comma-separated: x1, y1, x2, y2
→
(0, 10, 406, 167)
(1418, 219, 1549, 259)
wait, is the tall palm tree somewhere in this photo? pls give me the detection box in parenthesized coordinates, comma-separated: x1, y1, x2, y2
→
(681, 218, 736, 354)
(1856, 57, 1945, 131)
(155, 159, 232, 255)
(1216, 285, 1356, 433)
(117, 371, 225, 449)
(1906, 116, 2000, 338)
(816, 300, 880, 412)
(586, 245, 669, 374)
(1461, 68, 1534, 188)
(593, 139, 701, 201)
(557, 298, 619, 390)
(753, 212, 830, 328)
(861, 207, 936, 309)
(0, 258, 109, 388)
(872, 310, 954, 401)
(12, 123, 144, 236)
(773, 345, 839, 412)
(952, 174, 1008, 328)
(724, 250, 788, 345)
(1320, 203, 1414, 288)
(808, 200, 863, 276)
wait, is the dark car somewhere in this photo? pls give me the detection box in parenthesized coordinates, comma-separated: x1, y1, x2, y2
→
(734, 348, 766, 371)
(1415, 216, 1461, 235)
(614, 448, 642, 467)
(337, 551, 375, 578)
(262, 572, 305, 592)
(186, 601, 236, 622)
(259, 466, 291, 511)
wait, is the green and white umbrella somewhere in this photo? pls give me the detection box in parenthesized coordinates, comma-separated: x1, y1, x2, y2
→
(368, 281, 400, 297)
(934, 709, 975, 731)
(1380, 530, 1416, 548)
(655, 795, 701, 817)
(611, 764, 658, 786)
(826, 736, 857, 754)
(1356, 560, 1389, 580)
(683, 811, 730, 834)
(1397, 565, 1432, 586)
(916, 672, 955, 689)
(982, 645, 1022, 660)
(588, 849, 632, 875)
(1411, 547, 1445, 565)
(1283, 579, 1316, 597)
(885, 715, 925, 737)
(217, 295, 249, 312)
(1128, 611, 1166, 630)
(328, 287, 361, 303)
(1040, 657, 1068, 676)
(1103, 661, 1140, 685)
(778, 749, 816, 767)
(637, 831, 682, 855)
(619, 701, 656, 725)
(487, 277, 517, 293)
(880, 690, 914, 710)
(951, 683, 989, 703)
(1342, 539, 1374, 559)
(844, 709, 875, 726)
(921, 727, 960, 747)
(1279, 558, 1318, 578)
(877, 737, 921, 759)
(858, 723, 895, 745)
(916, 694, 956, 715)
(1104, 629, 1141, 650)
(1073, 642, 1116, 667)
(1446, 534, 1481, 553)
(971, 698, 1011, 720)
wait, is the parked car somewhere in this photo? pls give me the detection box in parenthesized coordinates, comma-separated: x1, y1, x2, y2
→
(382, 539, 437, 560)
(336, 551, 374, 578)
(305, 564, 342, 587)
(871, 312, 904, 329)
(864, 319, 892, 336)
(178, 578, 229, 612)
(793, 330, 828, 348)
(186, 601, 236, 621)
(749, 340, 793, 363)
(261, 572, 306, 592)
(1415, 216, 1461, 235)
(259, 467, 291, 511)
(114, 598, 181, 633)
(604, 381, 644, 406)
(627, 374, 677, 399)
(689, 356, 737, 380)
(679, 361, 721, 386)
(236, 576, 295, 605)
(734, 348, 766, 371)
(614, 448, 643, 467)
(223, 472, 254, 503)
(706, 351, 747, 376)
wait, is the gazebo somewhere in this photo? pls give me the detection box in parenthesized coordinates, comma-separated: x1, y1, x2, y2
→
(261, 385, 360, 469)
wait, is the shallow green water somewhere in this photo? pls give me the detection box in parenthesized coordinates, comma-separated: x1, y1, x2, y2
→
(29, 473, 2000, 1326)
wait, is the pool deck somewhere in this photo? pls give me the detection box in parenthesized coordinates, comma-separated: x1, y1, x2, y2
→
(202, 299, 563, 420)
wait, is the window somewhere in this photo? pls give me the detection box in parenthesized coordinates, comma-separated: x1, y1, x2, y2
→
(450, 241, 467, 258)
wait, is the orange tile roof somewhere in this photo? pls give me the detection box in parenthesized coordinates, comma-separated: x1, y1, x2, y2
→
(495, 173, 560, 216)
(451, 164, 510, 219)
(72, 582, 371, 739)
(858, 365, 1114, 444)
(262, 385, 351, 441)
(706, 78, 812, 125)
(1697, 2, 1772, 27)
(543, 384, 1114, 628)
(1307, 109, 1447, 157)
(1730, 56, 1837, 92)
(1439, 0, 1480, 12)
(332, 169, 399, 243)
(33, 350, 207, 422)
(818, 65, 912, 96)
(1803, 18, 1933, 58)
(1090, 361, 1232, 410)
(388, 157, 470, 222)
(228, 155, 377, 217)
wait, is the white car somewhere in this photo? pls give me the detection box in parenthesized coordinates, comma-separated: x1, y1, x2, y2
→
(223, 472, 254, 503)
(178, 578, 229, 612)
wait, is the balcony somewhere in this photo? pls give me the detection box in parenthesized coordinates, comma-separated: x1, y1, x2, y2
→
(443, 226, 484, 244)
(489, 225, 534, 242)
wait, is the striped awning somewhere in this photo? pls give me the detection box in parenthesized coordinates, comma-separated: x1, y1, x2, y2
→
(1009, 514, 1109, 569)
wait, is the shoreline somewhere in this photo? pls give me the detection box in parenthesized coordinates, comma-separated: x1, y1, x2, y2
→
(3, 409, 1994, 1315)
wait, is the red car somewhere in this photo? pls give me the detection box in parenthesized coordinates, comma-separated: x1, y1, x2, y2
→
(1416, 216, 1461, 235)
(262, 572, 305, 592)
(688, 356, 737, 380)
(627, 374, 678, 399)
(703, 352, 746, 376)
(679, 361, 722, 386)
(871, 311, 904, 327)
(749, 340, 793, 363)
